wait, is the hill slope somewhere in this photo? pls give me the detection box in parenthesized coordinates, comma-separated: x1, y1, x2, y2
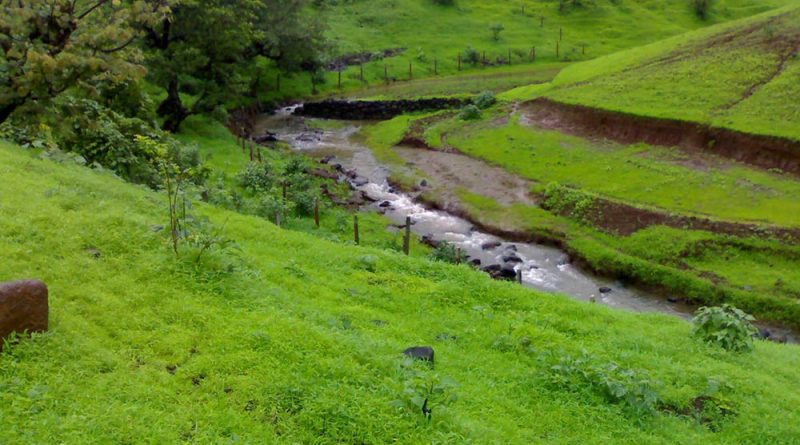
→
(523, 5, 800, 140)
(2, 141, 800, 442)
(261, 0, 796, 100)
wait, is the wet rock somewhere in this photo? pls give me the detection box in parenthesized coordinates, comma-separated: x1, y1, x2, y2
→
(505, 244, 518, 252)
(667, 296, 681, 304)
(403, 346, 435, 366)
(599, 287, 612, 294)
(310, 168, 339, 180)
(421, 235, 439, 248)
(332, 163, 344, 173)
(296, 132, 322, 143)
(0, 280, 49, 350)
(556, 255, 570, 266)
(420, 179, 428, 187)
(470, 258, 482, 267)
(320, 155, 335, 164)
(254, 132, 278, 144)
(352, 176, 369, 187)
(481, 241, 502, 251)
(379, 201, 392, 208)
(502, 254, 523, 264)
(758, 328, 772, 339)
(499, 265, 518, 280)
(482, 264, 502, 273)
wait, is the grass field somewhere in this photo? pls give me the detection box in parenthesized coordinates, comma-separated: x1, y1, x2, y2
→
(433, 112, 800, 227)
(502, 5, 800, 140)
(3, 137, 800, 443)
(255, 0, 794, 102)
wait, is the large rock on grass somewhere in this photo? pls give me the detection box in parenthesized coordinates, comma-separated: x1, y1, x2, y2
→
(0, 280, 49, 350)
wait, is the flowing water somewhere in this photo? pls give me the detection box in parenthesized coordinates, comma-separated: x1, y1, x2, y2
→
(254, 106, 796, 343)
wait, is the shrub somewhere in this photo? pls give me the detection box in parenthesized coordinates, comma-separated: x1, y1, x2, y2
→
(692, 304, 758, 352)
(429, 242, 460, 264)
(692, 0, 714, 20)
(458, 105, 482, 121)
(489, 23, 505, 41)
(545, 352, 661, 417)
(238, 162, 275, 193)
(473, 91, 496, 110)
(463, 47, 480, 66)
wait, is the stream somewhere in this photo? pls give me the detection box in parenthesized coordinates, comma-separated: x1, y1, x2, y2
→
(254, 106, 796, 344)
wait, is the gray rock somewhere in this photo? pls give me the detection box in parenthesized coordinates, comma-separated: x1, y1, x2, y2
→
(403, 346, 435, 366)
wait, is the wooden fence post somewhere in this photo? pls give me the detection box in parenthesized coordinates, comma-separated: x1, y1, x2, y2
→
(354, 215, 360, 245)
(403, 216, 411, 256)
(517, 269, 523, 284)
(456, 248, 461, 265)
(314, 198, 320, 228)
(338, 70, 342, 89)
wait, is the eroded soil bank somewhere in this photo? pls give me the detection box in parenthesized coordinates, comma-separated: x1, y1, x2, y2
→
(523, 98, 800, 176)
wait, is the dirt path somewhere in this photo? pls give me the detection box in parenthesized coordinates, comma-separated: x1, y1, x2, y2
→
(393, 145, 537, 208)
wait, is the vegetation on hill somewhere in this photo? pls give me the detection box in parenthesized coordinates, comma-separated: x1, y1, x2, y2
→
(3, 138, 800, 443)
(506, 5, 800, 140)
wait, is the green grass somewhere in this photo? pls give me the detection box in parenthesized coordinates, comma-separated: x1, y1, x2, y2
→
(4, 137, 800, 443)
(436, 113, 800, 227)
(257, 0, 794, 101)
(504, 5, 800, 140)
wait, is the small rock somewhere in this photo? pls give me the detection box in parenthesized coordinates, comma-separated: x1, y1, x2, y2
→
(403, 346, 435, 366)
(502, 254, 523, 264)
(379, 201, 392, 208)
(505, 244, 518, 252)
(86, 247, 102, 259)
(470, 258, 482, 267)
(0, 280, 48, 351)
(481, 241, 502, 251)
(599, 287, 612, 294)
(254, 132, 278, 144)
(352, 176, 369, 187)
(320, 155, 335, 164)
(420, 179, 428, 187)
(499, 265, 518, 280)
(667, 296, 680, 304)
(224, 387, 234, 394)
(556, 256, 570, 266)
(166, 364, 177, 374)
(151, 225, 165, 233)
(758, 328, 772, 339)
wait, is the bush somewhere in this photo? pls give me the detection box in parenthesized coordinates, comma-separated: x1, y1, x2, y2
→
(473, 91, 496, 110)
(238, 162, 275, 193)
(489, 23, 505, 41)
(458, 105, 482, 121)
(692, 0, 714, 20)
(429, 242, 460, 264)
(692, 304, 758, 352)
(463, 47, 480, 66)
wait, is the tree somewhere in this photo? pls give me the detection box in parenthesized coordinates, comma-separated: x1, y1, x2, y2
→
(692, 0, 714, 20)
(489, 23, 505, 41)
(142, 0, 326, 132)
(0, 0, 169, 123)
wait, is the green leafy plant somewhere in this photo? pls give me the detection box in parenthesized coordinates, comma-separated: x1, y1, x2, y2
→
(458, 105, 482, 121)
(429, 242, 460, 264)
(489, 23, 505, 41)
(473, 91, 496, 110)
(392, 360, 458, 420)
(692, 304, 758, 352)
(544, 351, 661, 417)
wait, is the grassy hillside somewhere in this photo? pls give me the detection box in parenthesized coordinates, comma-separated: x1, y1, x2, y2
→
(511, 4, 800, 140)
(3, 139, 800, 442)
(258, 0, 794, 101)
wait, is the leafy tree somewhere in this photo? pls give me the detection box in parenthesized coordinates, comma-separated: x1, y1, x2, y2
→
(489, 23, 505, 41)
(692, 0, 714, 20)
(0, 0, 169, 123)
(142, 0, 326, 132)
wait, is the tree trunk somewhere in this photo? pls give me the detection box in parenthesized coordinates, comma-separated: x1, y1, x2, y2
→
(0, 97, 25, 124)
(157, 79, 190, 132)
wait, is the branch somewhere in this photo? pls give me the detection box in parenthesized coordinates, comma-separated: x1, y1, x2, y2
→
(98, 35, 136, 53)
(77, 0, 109, 20)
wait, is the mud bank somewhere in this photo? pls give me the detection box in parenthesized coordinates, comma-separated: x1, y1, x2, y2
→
(524, 98, 800, 176)
(294, 98, 467, 120)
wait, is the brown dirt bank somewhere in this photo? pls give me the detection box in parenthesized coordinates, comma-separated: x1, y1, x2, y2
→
(523, 98, 800, 176)
(553, 191, 800, 243)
